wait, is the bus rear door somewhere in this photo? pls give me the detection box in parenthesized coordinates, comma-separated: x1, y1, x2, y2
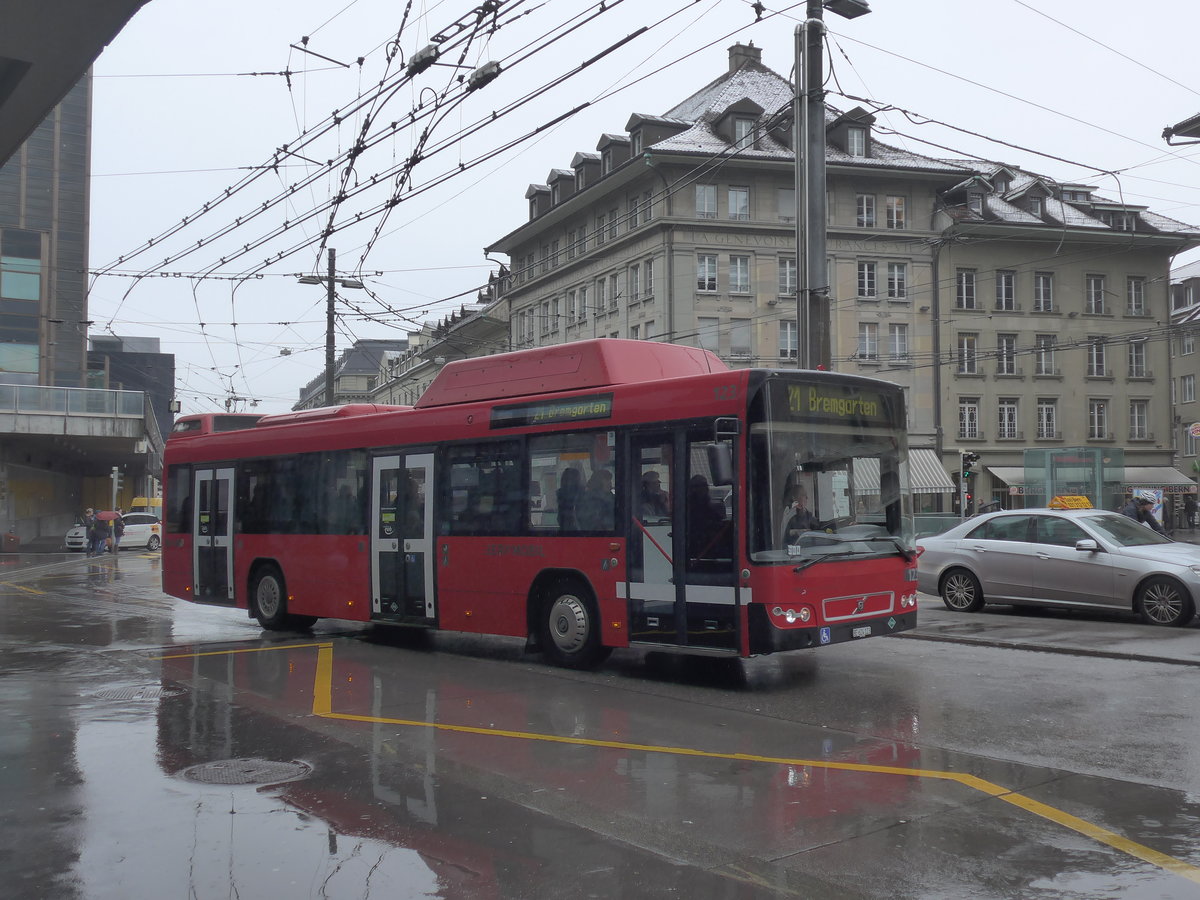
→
(193, 467, 234, 602)
(371, 453, 434, 622)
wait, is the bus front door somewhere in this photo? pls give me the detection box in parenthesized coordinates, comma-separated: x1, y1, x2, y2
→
(627, 431, 739, 652)
(193, 467, 234, 602)
(371, 453, 434, 622)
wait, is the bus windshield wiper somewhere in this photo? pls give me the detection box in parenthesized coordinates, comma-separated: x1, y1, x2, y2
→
(863, 535, 916, 562)
(793, 550, 853, 573)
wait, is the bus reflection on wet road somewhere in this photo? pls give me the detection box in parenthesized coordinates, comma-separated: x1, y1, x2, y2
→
(3, 555, 1200, 898)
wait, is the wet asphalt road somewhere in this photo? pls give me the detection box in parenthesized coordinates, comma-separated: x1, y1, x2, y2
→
(2, 552, 1200, 898)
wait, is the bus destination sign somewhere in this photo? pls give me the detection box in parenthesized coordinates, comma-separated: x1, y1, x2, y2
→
(778, 381, 897, 427)
(491, 392, 614, 429)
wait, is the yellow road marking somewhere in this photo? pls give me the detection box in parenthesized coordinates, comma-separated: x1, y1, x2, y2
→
(167, 641, 1200, 885)
(0, 583, 46, 595)
(152, 641, 332, 661)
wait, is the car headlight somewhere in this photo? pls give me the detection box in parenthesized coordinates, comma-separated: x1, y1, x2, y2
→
(1188, 565, 1200, 578)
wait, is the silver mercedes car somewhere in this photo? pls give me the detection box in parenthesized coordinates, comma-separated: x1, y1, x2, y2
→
(916, 508, 1200, 627)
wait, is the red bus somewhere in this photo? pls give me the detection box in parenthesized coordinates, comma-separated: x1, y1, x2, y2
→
(162, 339, 919, 668)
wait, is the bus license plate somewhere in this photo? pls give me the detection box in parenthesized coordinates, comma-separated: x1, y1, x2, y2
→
(852, 625, 872, 638)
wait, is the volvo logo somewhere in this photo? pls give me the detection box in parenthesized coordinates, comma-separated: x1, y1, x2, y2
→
(854, 598, 866, 614)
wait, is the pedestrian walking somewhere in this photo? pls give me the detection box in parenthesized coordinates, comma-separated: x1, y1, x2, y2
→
(111, 508, 125, 552)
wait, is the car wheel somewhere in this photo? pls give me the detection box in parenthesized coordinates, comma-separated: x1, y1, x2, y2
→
(940, 568, 985, 613)
(1136, 577, 1195, 627)
(538, 579, 611, 670)
(147, 534, 161, 551)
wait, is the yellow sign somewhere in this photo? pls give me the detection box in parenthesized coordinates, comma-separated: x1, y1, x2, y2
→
(1048, 495, 1093, 509)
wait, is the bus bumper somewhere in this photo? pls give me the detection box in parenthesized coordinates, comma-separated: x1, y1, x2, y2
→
(748, 607, 917, 654)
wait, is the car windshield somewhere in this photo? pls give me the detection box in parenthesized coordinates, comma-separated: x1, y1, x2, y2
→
(1082, 513, 1174, 547)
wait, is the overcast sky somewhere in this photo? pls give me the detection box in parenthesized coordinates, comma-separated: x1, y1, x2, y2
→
(87, 0, 1200, 415)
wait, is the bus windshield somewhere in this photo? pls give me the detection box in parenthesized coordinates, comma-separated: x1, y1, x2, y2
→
(749, 375, 914, 563)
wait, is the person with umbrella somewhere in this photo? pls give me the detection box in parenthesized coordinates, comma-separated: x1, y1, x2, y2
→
(90, 510, 113, 555)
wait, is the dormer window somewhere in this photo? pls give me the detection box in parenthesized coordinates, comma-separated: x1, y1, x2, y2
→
(993, 177, 1009, 194)
(968, 192, 984, 214)
(847, 126, 867, 157)
(630, 131, 642, 155)
(733, 117, 755, 148)
(1029, 196, 1043, 216)
(550, 183, 560, 205)
(575, 170, 585, 192)
(529, 198, 538, 221)
(602, 150, 613, 174)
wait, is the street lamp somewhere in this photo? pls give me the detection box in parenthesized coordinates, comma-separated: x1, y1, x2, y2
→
(298, 247, 363, 407)
(794, 0, 870, 370)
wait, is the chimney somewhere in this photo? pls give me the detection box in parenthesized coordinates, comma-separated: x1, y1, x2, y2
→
(728, 42, 762, 72)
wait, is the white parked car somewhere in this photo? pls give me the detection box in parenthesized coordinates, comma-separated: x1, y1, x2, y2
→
(65, 512, 162, 552)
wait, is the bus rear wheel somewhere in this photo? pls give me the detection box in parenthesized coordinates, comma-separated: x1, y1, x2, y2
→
(251, 566, 316, 631)
(539, 580, 610, 670)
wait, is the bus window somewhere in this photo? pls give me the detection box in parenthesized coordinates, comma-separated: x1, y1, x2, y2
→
(443, 441, 521, 536)
(528, 432, 617, 534)
(165, 464, 192, 533)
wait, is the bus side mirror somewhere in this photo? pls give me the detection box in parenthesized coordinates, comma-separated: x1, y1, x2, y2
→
(707, 443, 734, 486)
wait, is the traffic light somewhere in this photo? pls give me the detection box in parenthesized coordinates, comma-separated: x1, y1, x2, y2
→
(112, 466, 123, 492)
(961, 451, 981, 479)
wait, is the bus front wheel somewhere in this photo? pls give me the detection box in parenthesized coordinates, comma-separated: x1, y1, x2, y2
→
(539, 581, 611, 670)
(251, 566, 316, 631)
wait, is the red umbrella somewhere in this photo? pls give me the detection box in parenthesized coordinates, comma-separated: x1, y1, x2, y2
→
(96, 510, 120, 520)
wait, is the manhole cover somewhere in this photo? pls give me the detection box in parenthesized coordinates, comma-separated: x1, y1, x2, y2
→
(180, 758, 312, 786)
(91, 685, 185, 701)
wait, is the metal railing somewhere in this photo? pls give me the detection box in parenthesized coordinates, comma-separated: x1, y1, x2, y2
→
(0, 385, 145, 417)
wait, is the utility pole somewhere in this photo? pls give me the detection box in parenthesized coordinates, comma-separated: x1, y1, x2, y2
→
(298, 249, 364, 408)
(794, 0, 871, 370)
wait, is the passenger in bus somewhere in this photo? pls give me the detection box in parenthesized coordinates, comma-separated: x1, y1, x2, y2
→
(556, 467, 585, 532)
(579, 469, 614, 530)
(640, 471, 670, 520)
(779, 478, 819, 546)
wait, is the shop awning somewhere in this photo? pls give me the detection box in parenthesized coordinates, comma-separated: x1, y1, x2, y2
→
(909, 449, 957, 494)
(858, 449, 956, 494)
(988, 466, 1196, 488)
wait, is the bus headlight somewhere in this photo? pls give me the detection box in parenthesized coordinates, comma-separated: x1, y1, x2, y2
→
(773, 606, 812, 624)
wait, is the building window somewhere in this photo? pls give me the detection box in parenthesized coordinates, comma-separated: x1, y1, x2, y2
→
(779, 320, 797, 359)
(957, 334, 978, 375)
(577, 286, 588, 321)
(729, 255, 751, 293)
(630, 324, 640, 340)
(1035, 334, 1056, 375)
(566, 229, 576, 260)
(956, 269, 977, 309)
(1087, 338, 1107, 377)
(967, 192, 984, 215)
(1129, 399, 1149, 440)
(777, 187, 796, 223)
(856, 194, 875, 227)
(1037, 399, 1058, 439)
(628, 263, 640, 302)
(886, 262, 907, 300)
(730, 318, 751, 357)
(1128, 341, 1147, 378)
(697, 317, 719, 353)
(734, 117, 755, 147)
(697, 254, 718, 292)
(1030, 196, 1044, 216)
(1086, 274, 1106, 314)
(696, 185, 717, 219)
(642, 191, 653, 223)
(1127, 276, 1146, 316)
(1088, 400, 1109, 440)
(959, 399, 980, 439)
(567, 289, 577, 323)
(778, 258, 796, 296)
(1183, 374, 1196, 403)
(997, 334, 1017, 375)
(888, 323, 909, 361)
(609, 273, 619, 310)
(627, 197, 639, 230)
(1033, 272, 1053, 312)
(1183, 331, 1196, 355)
(995, 270, 1015, 310)
(608, 208, 618, 240)
(997, 400, 1019, 439)
(857, 261, 877, 298)
(847, 126, 866, 157)
(644, 258, 654, 297)
(728, 186, 750, 220)
(857, 323, 879, 360)
(886, 196, 906, 229)
(596, 213, 606, 245)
